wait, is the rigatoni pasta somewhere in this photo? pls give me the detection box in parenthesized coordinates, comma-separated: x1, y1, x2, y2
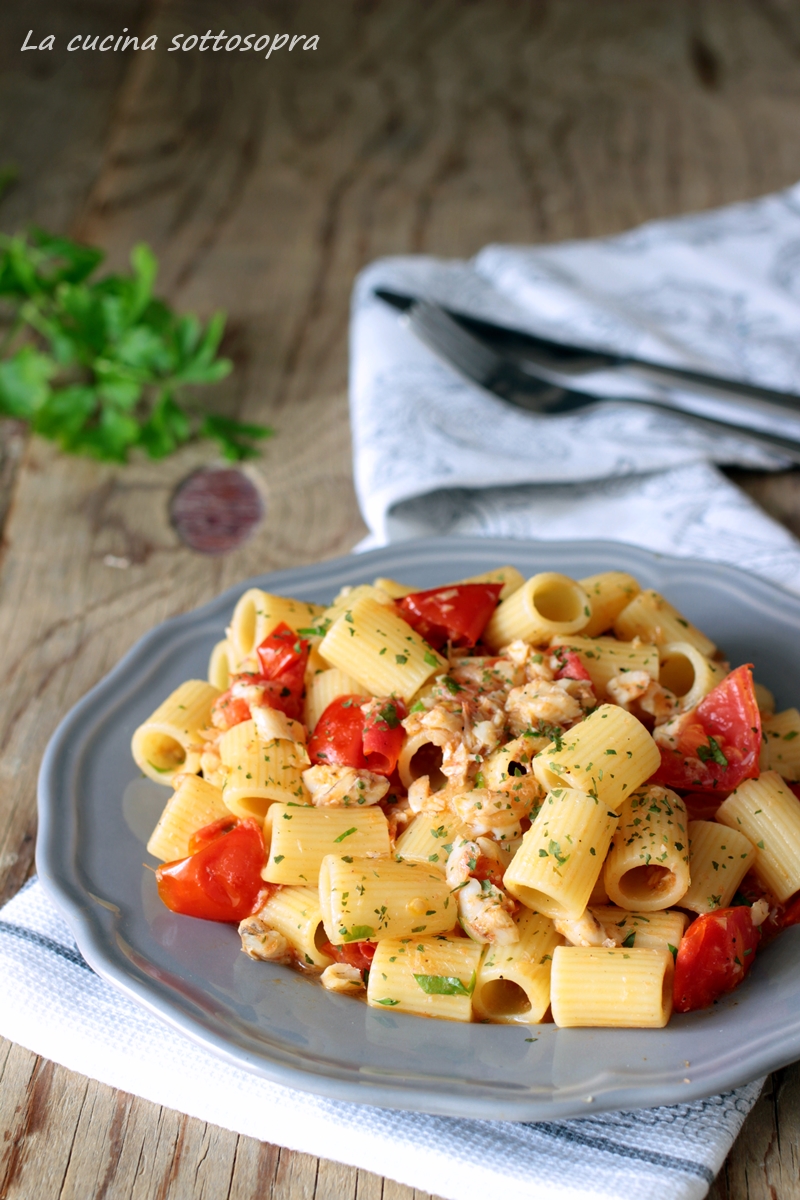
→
(320, 595, 447, 701)
(137, 562, 800, 1029)
(603, 787, 690, 911)
(132, 679, 220, 785)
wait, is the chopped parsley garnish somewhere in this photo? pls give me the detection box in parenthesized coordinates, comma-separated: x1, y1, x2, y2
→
(697, 736, 728, 767)
(413, 972, 475, 997)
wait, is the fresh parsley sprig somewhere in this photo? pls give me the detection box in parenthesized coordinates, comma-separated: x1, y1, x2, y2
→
(0, 228, 272, 462)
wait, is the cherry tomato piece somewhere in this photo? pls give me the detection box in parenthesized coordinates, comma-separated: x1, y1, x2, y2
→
(210, 691, 252, 731)
(551, 647, 592, 682)
(308, 695, 370, 768)
(673, 906, 760, 1012)
(321, 939, 377, 973)
(156, 818, 268, 923)
(255, 675, 305, 722)
(397, 583, 502, 650)
(188, 816, 238, 853)
(652, 665, 761, 793)
(681, 792, 726, 822)
(362, 698, 407, 776)
(256, 622, 309, 680)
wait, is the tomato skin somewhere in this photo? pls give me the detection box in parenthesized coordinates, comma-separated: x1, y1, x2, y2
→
(308, 695, 370, 768)
(397, 583, 502, 650)
(188, 816, 238, 853)
(362, 699, 407, 776)
(256, 622, 309, 679)
(673, 906, 760, 1012)
(255, 623, 309, 721)
(652, 665, 761, 793)
(681, 791, 726, 822)
(156, 818, 269, 923)
(255, 676, 305, 722)
(321, 940, 376, 972)
(211, 691, 252, 731)
(551, 647, 592, 682)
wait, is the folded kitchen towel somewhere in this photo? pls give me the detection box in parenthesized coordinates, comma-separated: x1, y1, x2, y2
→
(351, 183, 800, 595)
(0, 879, 762, 1200)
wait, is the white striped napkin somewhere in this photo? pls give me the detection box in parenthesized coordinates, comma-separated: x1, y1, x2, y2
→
(0, 879, 762, 1200)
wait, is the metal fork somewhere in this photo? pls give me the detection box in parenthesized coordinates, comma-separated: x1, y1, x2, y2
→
(404, 299, 800, 466)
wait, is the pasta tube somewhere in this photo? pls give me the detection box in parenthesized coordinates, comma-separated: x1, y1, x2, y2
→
(550, 635, 659, 698)
(219, 719, 310, 819)
(254, 886, 333, 968)
(716, 771, 800, 902)
(680, 821, 756, 914)
(483, 572, 590, 650)
(367, 935, 482, 1020)
(131, 680, 220, 785)
(456, 565, 525, 600)
(550, 946, 673, 1027)
(472, 908, 562, 1024)
(657, 642, 724, 711)
(207, 639, 233, 692)
(264, 803, 390, 885)
(303, 667, 365, 732)
(604, 787, 690, 911)
(503, 788, 618, 919)
(760, 709, 800, 781)
(372, 577, 414, 598)
(532, 704, 660, 810)
(613, 589, 715, 657)
(321, 584, 395, 628)
(319, 855, 454, 943)
(229, 588, 323, 669)
(320, 595, 446, 702)
(579, 571, 641, 637)
(146, 775, 229, 862)
(397, 731, 448, 791)
(394, 809, 473, 866)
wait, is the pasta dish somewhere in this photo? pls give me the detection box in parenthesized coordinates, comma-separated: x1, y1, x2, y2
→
(132, 566, 800, 1027)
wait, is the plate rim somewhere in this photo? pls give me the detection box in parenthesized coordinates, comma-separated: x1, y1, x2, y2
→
(35, 535, 800, 1120)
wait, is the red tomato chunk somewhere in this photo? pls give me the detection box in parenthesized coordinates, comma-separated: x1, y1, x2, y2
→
(308, 694, 407, 778)
(308, 694, 370, 769)
(397, 583, 502, 650)
(652, 664, 761, 793)
(673, 906, 760, 1012)
(321, 940, 376, 973)
(156, 818, 269, 923)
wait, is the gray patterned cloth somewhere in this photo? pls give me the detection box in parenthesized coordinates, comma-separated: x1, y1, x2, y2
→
(0, 880, 763, 1200)
(351, 184, 800, 595)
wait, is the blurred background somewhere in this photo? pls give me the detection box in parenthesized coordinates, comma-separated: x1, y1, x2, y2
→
(1, 3, 799, 1195)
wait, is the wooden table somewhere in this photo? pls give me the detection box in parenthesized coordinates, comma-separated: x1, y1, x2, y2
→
(1, 1, 800, 1195)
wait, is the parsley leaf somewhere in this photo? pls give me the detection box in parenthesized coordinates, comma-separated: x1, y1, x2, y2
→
(697, 736, 728, 767)
(413, 973, 475, 997)
(0, 231, 272, 461)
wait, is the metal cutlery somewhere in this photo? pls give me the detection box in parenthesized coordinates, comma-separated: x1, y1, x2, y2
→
(376, 286, 800, 436)
(395, 295, 800, 466)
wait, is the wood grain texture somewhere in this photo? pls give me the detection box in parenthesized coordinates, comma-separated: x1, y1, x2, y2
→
(1, 0, 800, 1196)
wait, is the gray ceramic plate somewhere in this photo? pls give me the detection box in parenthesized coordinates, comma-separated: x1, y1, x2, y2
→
(37, 537, 800, 1121)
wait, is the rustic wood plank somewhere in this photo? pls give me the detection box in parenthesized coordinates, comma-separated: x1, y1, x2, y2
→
(0, 0, 149, 235)
(228, 1139, 281, 1200)
(727, 468, 800, 540)
(1, 1, 800, 1198)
